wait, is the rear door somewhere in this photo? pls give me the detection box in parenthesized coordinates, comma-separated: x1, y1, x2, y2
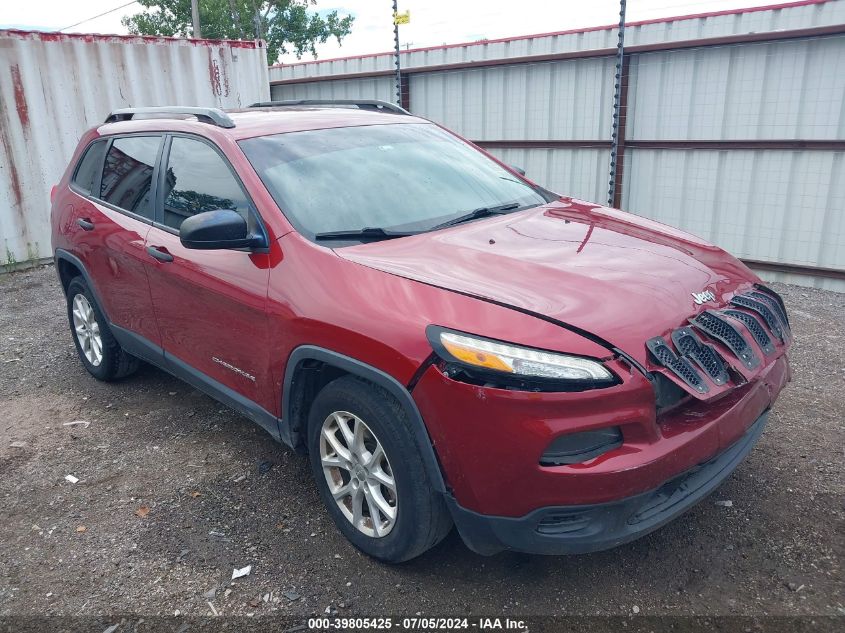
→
(68, 135, 163, 350)
(143, 134, 274, 412)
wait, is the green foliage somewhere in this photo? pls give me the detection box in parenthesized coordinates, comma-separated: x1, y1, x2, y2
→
(122, 1, 354, 65)
(4, 242, 17, 273)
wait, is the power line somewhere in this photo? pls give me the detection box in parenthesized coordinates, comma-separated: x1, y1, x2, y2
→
(58, 1, 139, 32)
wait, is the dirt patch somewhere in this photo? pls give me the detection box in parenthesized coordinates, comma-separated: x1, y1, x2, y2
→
(0, 265, 842, 618)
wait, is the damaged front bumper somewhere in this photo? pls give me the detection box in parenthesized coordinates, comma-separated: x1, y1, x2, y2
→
(447, 409, 769, 555)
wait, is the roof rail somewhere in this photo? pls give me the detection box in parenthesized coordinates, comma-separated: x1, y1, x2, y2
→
(104, 107, 236, 129)
(249, 99, 410, 115)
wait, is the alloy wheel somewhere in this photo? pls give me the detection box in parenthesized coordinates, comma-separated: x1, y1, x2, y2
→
(319, 411, 397, 537)
(71, 294, 103, 366)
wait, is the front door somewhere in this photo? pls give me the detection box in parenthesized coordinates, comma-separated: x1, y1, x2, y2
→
(142, 135, 275, 413)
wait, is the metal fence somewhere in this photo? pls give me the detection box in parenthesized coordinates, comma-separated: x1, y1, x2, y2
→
(269, 0, 845, 291)
(0, 29, 270, 268)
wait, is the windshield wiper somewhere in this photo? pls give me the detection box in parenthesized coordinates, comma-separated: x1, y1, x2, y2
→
(429, 202, 522, 231)
(314, 227, 417, 242)
(315, 202, 528, 242)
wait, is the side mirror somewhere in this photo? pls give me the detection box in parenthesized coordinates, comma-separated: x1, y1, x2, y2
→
(179, 209, 264, 250)
(510, 164, 526, 177)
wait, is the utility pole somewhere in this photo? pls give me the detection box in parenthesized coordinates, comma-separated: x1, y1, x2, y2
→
(607, 0, 627, 207)
(191, 0, 202, 38)
(392, 0, 401, 107)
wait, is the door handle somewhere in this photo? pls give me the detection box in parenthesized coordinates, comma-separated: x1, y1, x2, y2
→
(76, 218, 94, 231)
(146, 245, 174, 263)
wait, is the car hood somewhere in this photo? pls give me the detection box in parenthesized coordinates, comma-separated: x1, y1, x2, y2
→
(337, 199, 757, 364)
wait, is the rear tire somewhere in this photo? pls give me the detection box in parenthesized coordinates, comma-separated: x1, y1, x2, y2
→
(307, 375, 452, 563)
(66, 276, 140, 381)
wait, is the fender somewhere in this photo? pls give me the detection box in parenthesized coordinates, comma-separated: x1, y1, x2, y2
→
(282, 345, 448, 494)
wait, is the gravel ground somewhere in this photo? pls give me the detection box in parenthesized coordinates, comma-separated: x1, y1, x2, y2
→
(0, 265, 842, 623)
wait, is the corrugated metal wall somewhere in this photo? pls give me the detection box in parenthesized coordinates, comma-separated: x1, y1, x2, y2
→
(269, 0, 845, 81)
(269, 0, 845, 291)
(622, 34, 845, 290)
(482, 147, 610, 203)
(623, 149, 844, 262)
(0, 30, 270, 266)
(626, 37, 845, 141)
(272, 76, 394, 102)
(409, 57, 616, 140)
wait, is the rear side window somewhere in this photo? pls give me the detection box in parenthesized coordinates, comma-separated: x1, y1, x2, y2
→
(72, 140, 106, 194)
(161, 137, 251, 232)
(100, 136, 161, 219)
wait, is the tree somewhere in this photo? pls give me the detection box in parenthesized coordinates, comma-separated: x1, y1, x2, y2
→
(122, 1, 354, 65)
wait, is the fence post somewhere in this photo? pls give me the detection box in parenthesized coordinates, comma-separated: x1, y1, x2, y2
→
(393, 1, 402, 107)
(607, 0, 627, 207)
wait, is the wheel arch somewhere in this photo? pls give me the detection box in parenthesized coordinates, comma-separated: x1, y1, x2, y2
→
(282, 345, 448, 494)
(54, 250, 110, 321)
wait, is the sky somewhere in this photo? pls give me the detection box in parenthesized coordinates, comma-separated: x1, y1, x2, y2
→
(0, 0, 789, 64)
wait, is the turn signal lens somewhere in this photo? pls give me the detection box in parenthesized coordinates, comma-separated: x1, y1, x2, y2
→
(441, 337, 513, 372)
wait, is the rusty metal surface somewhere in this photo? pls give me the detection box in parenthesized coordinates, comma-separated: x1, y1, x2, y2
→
(0, 30, 270, 265)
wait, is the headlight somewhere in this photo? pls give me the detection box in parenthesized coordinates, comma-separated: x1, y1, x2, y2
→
(427, 326, 616, 386)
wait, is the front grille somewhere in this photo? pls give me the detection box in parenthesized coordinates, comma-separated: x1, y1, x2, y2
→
(749, 291, 791, 338)
(691, 310, 760, 370)
(724, 309, 775, 355)
(670, 327, 729, 385)
(730, 294, 785, 342)
(646, 336, 708, 393)
(754, 284, 790, 327)
(645, 286, 789, 397)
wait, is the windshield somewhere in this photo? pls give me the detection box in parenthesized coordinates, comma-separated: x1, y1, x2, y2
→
(239, 123, 554, 242)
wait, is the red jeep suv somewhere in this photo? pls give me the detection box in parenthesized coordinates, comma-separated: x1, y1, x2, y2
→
(51, 101, 792, 562)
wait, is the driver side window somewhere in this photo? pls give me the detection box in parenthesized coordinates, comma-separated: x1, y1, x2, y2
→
(162, 137, 251, 232)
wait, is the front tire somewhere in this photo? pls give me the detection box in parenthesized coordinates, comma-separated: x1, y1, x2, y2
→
(307, 376, 452, 563)
(66, 276, 140, 381)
